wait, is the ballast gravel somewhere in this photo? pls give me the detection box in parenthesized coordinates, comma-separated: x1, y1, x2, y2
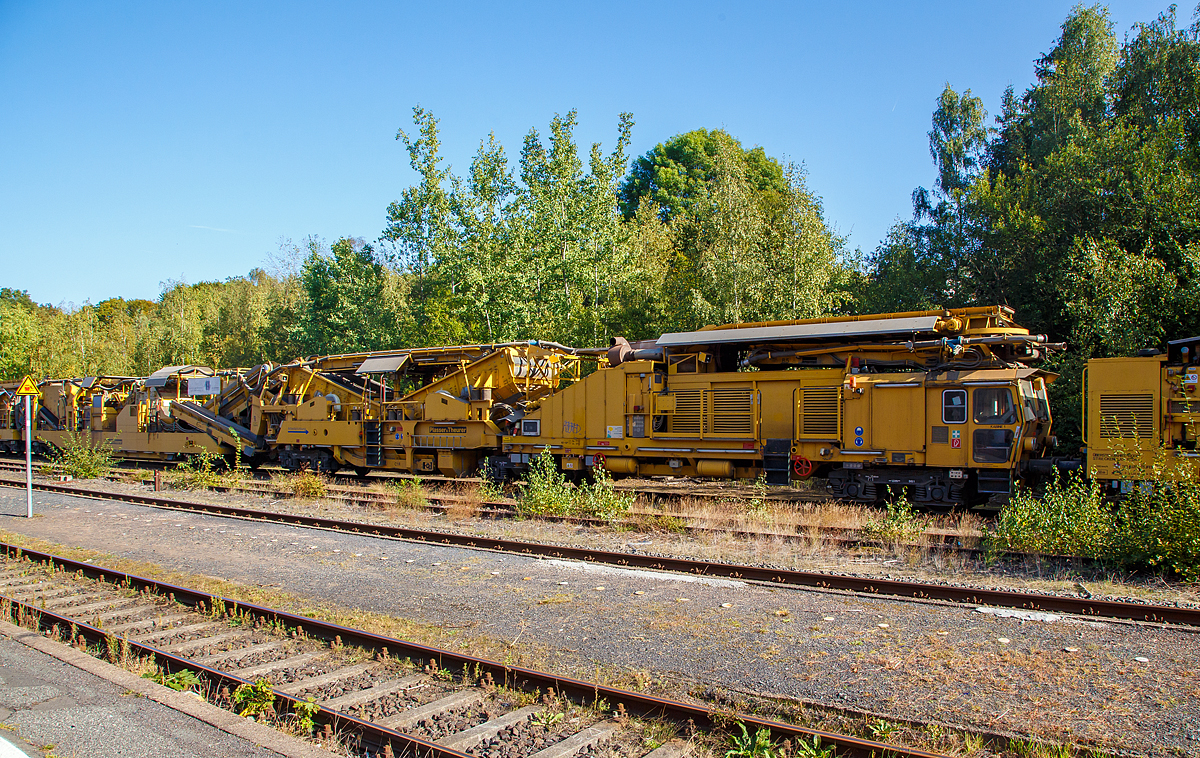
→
(0, 485, 1197, 757)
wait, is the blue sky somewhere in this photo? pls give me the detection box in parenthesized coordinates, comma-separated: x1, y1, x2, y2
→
(0, 0, 1173, 307)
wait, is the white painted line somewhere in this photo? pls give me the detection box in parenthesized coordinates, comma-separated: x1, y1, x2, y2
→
(546, 560, 746, 588)
(975, 606, 1061, 623)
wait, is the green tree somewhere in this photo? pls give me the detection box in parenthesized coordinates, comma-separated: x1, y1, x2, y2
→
(294, 237, 402, 355)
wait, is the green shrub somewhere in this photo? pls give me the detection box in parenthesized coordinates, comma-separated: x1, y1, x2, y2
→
(991, 470, 1112, 557)
(518, 448, 574, 517)
(233, 678, 276, 718)
(517, 448, 633, 522)
(862, 489, 922, 542)
(1114, 477, 1200, 583)
(385, 477, 425, 508)
(169, 449, 226, 490)
(573, 464, 634, 521)
(990, 455, 1200, 583)
(291, 471, 328, 499)
(49, 430, 115, 479)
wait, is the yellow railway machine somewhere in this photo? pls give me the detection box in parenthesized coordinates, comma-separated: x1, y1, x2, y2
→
(501, 307, 1061, 506)
(19, 367, 235, 461)
(226, 341, 589, 477)
(1085, 336, 1200, 488)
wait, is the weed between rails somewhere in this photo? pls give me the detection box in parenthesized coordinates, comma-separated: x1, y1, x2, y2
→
(290, 471, 328, 499)
(518, 449, 634, 522)
(168, 448, 235, 491)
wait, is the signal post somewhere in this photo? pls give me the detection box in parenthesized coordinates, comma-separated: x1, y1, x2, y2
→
(15, 376, 38, 518)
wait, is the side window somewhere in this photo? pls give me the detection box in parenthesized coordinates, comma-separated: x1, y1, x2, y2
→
(973, 388, 1017, 424)
(942, 389, 967, 423)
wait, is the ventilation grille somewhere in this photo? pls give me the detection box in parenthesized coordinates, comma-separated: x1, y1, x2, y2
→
(710, 389, 754, 435)
(931, 425, 949, 444)
(800, 387, 840, 437)
(1099, 394, 1155, 439)
(666, 388, 755, 437)
(668, 389, 703, 436)
(1170, 400, 1198, 414)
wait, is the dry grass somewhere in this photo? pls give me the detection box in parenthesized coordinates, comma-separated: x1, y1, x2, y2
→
(439, 482, 484, 521)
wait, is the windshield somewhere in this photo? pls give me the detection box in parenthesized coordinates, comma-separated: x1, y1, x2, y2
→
(973, 387, 1017, 425)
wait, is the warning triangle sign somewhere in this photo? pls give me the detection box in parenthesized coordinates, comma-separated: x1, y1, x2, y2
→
(15, 376, 38, 396)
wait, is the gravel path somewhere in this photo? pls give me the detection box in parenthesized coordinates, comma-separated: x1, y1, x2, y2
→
(0, 484, 1196, 757)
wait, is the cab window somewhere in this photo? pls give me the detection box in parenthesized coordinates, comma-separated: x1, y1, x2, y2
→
(973, 387, 1016, 425)
(942, 389, 967, 423)
(1018, 380, 1041, 422)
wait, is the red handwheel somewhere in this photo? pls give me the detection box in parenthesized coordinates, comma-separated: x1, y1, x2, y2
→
(593, 453, 606, 470)
(792, 455, 813, 478)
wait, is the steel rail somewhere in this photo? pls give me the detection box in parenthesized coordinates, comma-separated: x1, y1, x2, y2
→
(6, 478, 1196, 625)
(0, 582, 469, 758)
(0, 541, 945, 758)
(0, 465, 991, 554)
(4, 479, 1197, 627)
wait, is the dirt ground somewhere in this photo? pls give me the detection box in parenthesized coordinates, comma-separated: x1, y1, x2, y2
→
(0, 475, 1197, 757)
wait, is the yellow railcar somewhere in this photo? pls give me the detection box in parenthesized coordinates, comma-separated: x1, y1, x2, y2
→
(1084, 336, 1200, 488)
(30, 368, 233, 461)
(215, 342, 588, 476)
(500, 307, 1061, 505)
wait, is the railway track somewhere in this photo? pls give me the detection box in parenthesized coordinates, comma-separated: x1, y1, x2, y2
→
(0, 542, 945, 758)
(0, 458, 984, 555)
(0, 456, 834, 504)
(3, 477, 1197, 628)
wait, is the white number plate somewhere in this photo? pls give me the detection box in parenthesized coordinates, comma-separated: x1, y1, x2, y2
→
(948, 469, 965, 480)
(842, 461, 863, 469)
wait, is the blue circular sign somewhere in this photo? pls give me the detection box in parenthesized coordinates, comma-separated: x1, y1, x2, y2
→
(854, 437, 864, 447)
(854, 426, 864, 436)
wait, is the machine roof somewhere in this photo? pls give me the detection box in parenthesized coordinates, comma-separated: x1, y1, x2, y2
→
(656, 316, 943, 348)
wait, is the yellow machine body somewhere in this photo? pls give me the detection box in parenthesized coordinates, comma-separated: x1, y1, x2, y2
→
(503, 306, 1060, 505)
(237, 342, 584, 476)
(1085, 349, 1200, 485)
(26, 368, 230, 461)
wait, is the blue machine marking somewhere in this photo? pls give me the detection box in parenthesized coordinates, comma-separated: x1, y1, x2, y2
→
(854, 437, 864, 447)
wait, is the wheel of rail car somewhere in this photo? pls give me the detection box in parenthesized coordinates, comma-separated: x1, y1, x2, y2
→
(353, 466, 369, 477)
(593, 453, 606, 470)
(792, 455, 813, 479)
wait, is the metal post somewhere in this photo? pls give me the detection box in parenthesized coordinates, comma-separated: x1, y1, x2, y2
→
(25, 394, 32, 518)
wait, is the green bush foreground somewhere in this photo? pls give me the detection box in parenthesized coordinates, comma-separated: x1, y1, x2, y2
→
(993, 466, 1200, 583)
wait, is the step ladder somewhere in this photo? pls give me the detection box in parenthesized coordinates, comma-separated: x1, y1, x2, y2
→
(364, 420, 383, 466)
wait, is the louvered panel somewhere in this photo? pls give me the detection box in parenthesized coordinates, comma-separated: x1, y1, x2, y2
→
(667, 389, 703, 435)
(800, 386, 840, 437)
(709, 389, 754, 436)
(1099, 394, 1155, 439)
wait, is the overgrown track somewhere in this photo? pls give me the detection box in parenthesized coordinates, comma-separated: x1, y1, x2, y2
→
(0, 458, 981, 556)
(0, 542, 944, 758)
(4, 478, 1198, 628)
